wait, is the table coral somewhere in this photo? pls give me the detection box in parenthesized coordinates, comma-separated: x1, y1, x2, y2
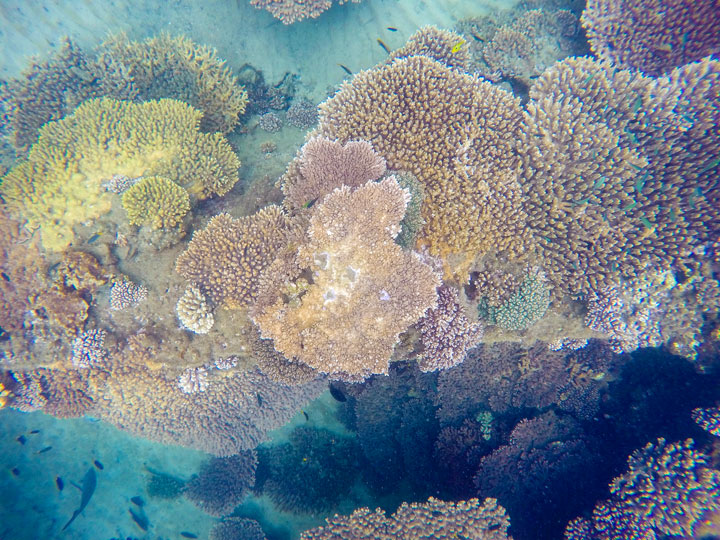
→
(121, 176, 190, 229)
(253, 177, 439, 381)
(176, 207, 294, 309)
(582, 0, 720, 75)
(249, 0, 362, 25)
(0, 98, 240, 251)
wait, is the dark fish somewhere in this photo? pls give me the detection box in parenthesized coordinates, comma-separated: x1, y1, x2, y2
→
(469, 30, 484, 42)
(256, 393, 264, 407)
(1, 272, 10, 282)
(87, 233, 101, 244)
(303, 410, 309, 421)
(387, 26, 398, 31)
(128, 508, 149, 531)
(62, 467, 97, 531)
(94, 460, 104, 470)
(48, 262, 61, 274)
(329, 384, 347, 402)
(303, 197, 318, 209)
(56, 476, 64, 491)
(11, 467, 20, 476)
(377, 38, 391, 54)
(338, 64, 353, 76)
(180, 533, 198, 539)
(37, 446, 52, 454)
(29, 430, 40, 434)
(16, 435, 26, 445)
(130, 496, 144, 507)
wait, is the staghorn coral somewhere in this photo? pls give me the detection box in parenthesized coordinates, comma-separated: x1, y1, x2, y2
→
(249, 0, 362, 25)
(317, 55, 528, 278)
(300, 497, 511, 540)
(176, 285, 214, 334)
(565, 438, 720, 539)
(281, 135, 386, 212)
(581, 0, 720, 76)
(519, 56, 719, 295)
(0, 98, 240, 251)
(176, 208, 294, 309)
(389, 26, 471, 71)
(416, 285, 484, 372)
(121, 176, 190, 229)
(253, 178, 439, 381)
(97, 33, 248, 133)
(184, 450, 257, 516)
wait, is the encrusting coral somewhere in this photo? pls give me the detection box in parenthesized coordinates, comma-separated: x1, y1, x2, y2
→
(253, 177, 439, 381)
(582, 0, 720, 75)
(121, 176, 190, 229)
(0, 98, 240, 251)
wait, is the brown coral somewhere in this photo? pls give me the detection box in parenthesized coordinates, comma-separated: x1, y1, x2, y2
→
(253, 178, 439, 381)
(582, 0, 720, 75)
(249, 0, 362, 25)
(318, 55, 528, 278)
(176, 207, 295, 309)
(389, 26, 471, 71)
(300, 497, 511, 539)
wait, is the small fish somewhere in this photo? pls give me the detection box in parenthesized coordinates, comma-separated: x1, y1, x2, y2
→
(36, 446, 53, 454)
(386, 27, 397, 32)
(16, 435, 26, 445)
(328, 384, 347, 402)
(56, 476, 64, 491)
(129, 508, 149, 531)
(62, 467, 97, 531)
(87, 233, 101, 244)
(639, 216, 654, 230)
(303, 410, 309, 421)
(256, 393, 264, 407)
(377, 38, 391, 54)
(0, 272, 9, 282)
(584, 71, 598, 84)
(29, 430, 40, 434)
(180, 533, 199, 539)
(338, 64, 353, 76)
(622, 201, 637, 212)
(130, 496, 144, 507)
(303, 197, 318, 209)
(469, 30, 484, 42)
(631, 96, 643, 114)
(93, 460, 104, 470)
(450, 40, 466, 54)
(11, 467, 20, 476)
(48, 261, 62, 274)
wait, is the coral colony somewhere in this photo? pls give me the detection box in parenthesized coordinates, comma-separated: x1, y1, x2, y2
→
(0, 0, 719, 539)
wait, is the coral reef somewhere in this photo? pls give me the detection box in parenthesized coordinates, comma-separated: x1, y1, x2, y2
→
(300, 497, 511, 539)
(176, 285, 214, 334)
(177, 366, 209, 394)
(565, 438, 720, 539)
(71, 329, 108, 369)
(109, 279, 148, 311)
(184, 450, 257, 516)
(389, 26, 471, 71)
(477, 267, 550, 331)
(258, 112, 283, 132)
(286, 97, 318, 129)
(256, 427, 359, 514)
(176, 208, 294, 309)
(280, 135, 387, 213)
(581, 0, 720, 75)
(210, 518, 266, 540)
(249, 0, 362, 25)
(121, 176, 190, 229)
(317, 55, 528, 278)
(692, 407, 720, 437)
(416, 285, 484, 372)
(253, 178, 439, 381)
(1, 98, 240, 251)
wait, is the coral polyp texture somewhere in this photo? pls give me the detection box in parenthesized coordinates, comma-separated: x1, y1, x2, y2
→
(389, 26, 471, 70)
(317, 55, 528, 278)
(0, 98, 240, 251)
(253, 177, 439, 381)
(519, 56, 719, 294)
(176, 285, 215, 334)
(175, 208, 294, 309)
(281, 135, 387, 212)
(300, 497, 511, 540)
(121, 176, 190, 229)
(565, 438, 720, 539)
(249, 0, 362, 25)
(581, 0, 720, 75)
(184, 451, 257, 516)
(692, 407, 720, 436)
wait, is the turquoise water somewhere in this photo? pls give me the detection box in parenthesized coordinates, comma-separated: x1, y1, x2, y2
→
(1, 0, 719, 539)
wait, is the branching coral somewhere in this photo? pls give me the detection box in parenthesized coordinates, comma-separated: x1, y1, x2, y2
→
(253, 178, 439, 381)
(581, 0, 720, 75)
(389, 26, 471, 70)
(317, 55, 528, 278)
(249, 0, 362, 25)
(300, 497, 511, 540)
(184, 451, 257, 516)
(477, 267, 550, 331)
(280, 135, 386, 212)
(176, 208, 295, 309)
(121, 176, 190, 229)
(0, 98, 240, 251)
(176, 285, 214, 334)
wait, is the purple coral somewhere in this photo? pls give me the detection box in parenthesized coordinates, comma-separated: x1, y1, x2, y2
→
(71, 329, 107, 368)
(416, 285, 483, 372)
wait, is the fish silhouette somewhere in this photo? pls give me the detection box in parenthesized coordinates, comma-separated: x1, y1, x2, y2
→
(61, 467, 97, 531)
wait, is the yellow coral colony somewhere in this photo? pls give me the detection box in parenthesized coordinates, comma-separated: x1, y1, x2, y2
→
(0, 98, 240, 251)
(122, 176, 190, 228)
(253, 177, 440, 380)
